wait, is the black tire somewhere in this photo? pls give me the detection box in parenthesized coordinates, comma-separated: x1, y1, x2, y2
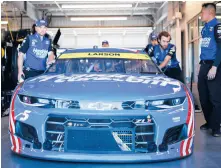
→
(11, 45, 19, 87)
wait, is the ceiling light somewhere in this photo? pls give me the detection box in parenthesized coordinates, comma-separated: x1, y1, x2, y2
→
(62, 4, 132, 9)
(1, 21, 8, 25)
(61, 0, 153, 2)
(98, 30, 101, 36)
(123, 30, 126, 36)
(216, 3, 221, 7)
(70, 17, 127, 21)
(73, 30, 77, 36)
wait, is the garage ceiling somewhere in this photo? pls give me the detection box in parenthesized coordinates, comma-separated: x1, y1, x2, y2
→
(1, 1, 164, 25)
(1, 0, 166, 45)
(31, 1, 163, 17)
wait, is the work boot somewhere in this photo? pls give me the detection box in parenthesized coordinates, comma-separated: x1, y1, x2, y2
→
(200, 123, 210, 130)
(212, 129, 221, 137)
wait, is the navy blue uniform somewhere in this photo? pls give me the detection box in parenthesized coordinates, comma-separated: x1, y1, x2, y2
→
(144, 44, 158, 64)
(147, 43, 182, 81)
(200, 18, 219, 61)
(198, 18, 221, 132)
(20, 33, 52, 71)
(144, 44, 153, 55)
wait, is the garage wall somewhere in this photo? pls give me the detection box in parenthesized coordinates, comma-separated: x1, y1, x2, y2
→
(184, 1, 207, 23)
(48, 27, 152, 49)
(1, 17, 35, 31)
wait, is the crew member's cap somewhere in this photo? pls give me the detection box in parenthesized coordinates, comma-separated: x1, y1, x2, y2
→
(102, 40, 109, 45)
(150, 33, 158, 40)
(35, 19, 48, 27)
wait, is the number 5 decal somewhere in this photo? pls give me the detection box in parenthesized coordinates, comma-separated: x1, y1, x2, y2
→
(19, 110, 31, 121)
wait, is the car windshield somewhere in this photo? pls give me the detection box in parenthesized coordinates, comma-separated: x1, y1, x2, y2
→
(46, 58, 160, 74)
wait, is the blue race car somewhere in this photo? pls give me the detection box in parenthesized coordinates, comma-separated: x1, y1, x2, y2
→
(9, 48, 195, 163)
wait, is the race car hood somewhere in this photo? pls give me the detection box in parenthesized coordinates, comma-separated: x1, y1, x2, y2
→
(19, 74, 186, 101)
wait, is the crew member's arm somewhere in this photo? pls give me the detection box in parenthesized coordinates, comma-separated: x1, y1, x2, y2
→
(159, 45, 176, 69)
(144, 44, 154, 57)
(47, 40, 55, 68)
(208, 24, 221, 80)
(18, 36, 29, 81)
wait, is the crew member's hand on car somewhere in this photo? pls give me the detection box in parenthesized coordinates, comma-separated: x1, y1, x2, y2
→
(46, 59, 56, 69)
(18, 70, 25, 83)
(17, 52, 25, 83)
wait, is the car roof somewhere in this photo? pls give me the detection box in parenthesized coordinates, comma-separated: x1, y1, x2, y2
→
(63, 48, 145, 54)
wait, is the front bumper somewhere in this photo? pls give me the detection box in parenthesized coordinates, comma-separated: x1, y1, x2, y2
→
(12, 135, 194, 163)
(10, 94, 194, 162)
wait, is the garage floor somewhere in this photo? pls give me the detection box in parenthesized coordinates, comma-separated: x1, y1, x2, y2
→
(1, 113, 221, 168)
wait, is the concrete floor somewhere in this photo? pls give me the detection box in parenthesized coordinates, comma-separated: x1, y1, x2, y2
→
(1, 113, 221, 168)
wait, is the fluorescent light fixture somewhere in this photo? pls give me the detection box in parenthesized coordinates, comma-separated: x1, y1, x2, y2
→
(1, 21, 8, 25)
(216, 3, 221, 7)
(123, 30, 126, 36)
(63, 0, 155, 2)
(73, 30, 77, 36)
(98, 30, 101, 36)
(62, 4, 132, 9)
(70, 17, 127, 21)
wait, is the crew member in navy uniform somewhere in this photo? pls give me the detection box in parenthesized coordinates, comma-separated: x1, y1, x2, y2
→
(198, 3, 221, 137)
(144, 33, 158, 54)
(147, 31, 182, 81)
(17, 19, 55, 82)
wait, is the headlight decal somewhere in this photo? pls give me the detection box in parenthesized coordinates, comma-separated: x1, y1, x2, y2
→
(18, 95, 186, 111)
(18, 95, 51, 107)
(146, 97, 186, 110)
(18, 95, 80, 109)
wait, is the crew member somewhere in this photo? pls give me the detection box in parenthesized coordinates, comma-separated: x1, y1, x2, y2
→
(198, 3, 221, 137)
(144, 33, 158, 54)
(147, 31, 182, 81)
(102, 40, 109, 48)
(17, 19, 55, 82)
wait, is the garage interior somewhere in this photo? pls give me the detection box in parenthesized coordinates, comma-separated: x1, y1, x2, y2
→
(1, 1, 221, 168)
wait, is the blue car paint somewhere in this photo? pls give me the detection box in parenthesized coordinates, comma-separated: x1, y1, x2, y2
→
(20, 73, 184, 101)
(9, 48, 195, 162)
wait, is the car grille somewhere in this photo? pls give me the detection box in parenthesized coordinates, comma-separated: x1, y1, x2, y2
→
(45, 116, 155, 153)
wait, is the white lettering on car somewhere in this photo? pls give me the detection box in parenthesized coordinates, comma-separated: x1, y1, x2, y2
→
(172, 117, 181, 123)
(125, 76, 144, 83)
(30, 74, 181, 88)
(16, 110, 32, 121)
